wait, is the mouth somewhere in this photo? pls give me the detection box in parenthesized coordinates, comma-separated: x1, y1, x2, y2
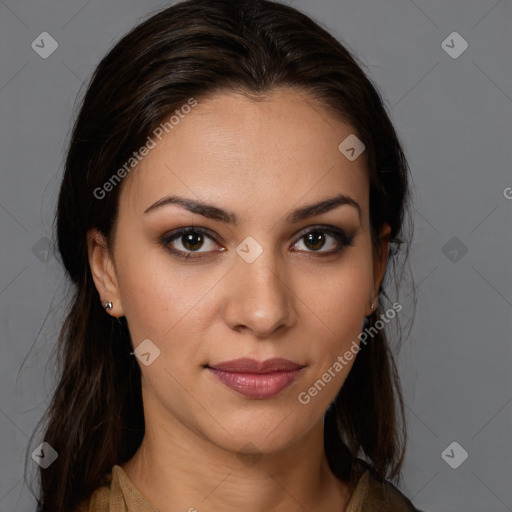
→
(206, 358, 305, 399)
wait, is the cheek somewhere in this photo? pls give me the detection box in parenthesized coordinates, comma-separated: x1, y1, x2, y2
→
(311, 253, 373, 328)
(115, 224, 374, 352)
(300, 251, 374, 393)
(296, 263, 372, 409)
(115, 246, 221, 362)
(114, 249, 186, 341)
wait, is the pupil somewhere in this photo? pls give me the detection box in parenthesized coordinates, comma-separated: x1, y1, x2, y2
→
(183, 233, 203, 251)
(305, 231, 325, 251)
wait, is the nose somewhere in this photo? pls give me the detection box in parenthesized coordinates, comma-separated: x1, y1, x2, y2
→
(221, 248, 297, 338)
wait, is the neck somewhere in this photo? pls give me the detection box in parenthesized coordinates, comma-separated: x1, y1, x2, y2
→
(121, 407, 351, 511)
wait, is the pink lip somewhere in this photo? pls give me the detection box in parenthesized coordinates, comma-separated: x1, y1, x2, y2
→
(207, 358, 304, 399)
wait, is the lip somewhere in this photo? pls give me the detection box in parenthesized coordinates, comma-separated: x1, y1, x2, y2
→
(206, 358, 304, 399)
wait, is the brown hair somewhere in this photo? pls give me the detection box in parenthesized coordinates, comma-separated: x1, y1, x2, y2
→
(27, 1, 415, 510)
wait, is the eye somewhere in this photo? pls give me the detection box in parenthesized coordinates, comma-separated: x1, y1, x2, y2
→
(291, 226, 355, 256)
(162, 227, 222, 260)
(162, 225, 355, 261)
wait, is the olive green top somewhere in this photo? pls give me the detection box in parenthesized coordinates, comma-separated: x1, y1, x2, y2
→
(76, 463, 422, 511)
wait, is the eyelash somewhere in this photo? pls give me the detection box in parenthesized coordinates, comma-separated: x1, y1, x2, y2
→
(161, 225, 355, 261)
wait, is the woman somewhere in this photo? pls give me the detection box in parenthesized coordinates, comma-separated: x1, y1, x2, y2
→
(30, 0, 422, 510)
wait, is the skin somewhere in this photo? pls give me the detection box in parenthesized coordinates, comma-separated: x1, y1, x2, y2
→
(87, 87, 390, 512)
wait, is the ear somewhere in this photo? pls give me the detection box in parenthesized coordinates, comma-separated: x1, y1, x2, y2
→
(367, 222, 391, 315)
(86, 228, 124, 317)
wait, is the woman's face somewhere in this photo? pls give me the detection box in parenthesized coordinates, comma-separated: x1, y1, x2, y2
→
(89, 87, 389, 456)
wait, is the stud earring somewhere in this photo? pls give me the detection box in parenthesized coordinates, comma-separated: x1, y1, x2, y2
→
(370, 301, 375, 310)
(103, 300, 113, 311)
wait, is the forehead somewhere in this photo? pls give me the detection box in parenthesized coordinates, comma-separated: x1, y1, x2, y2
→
(119, 87, 369, 222)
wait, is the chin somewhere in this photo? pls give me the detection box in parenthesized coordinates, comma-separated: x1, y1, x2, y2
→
(196, 406, 317, 456)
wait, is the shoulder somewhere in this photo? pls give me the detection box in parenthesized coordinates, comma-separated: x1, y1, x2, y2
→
(74, 464, 158, 512)
(364, 472, 424, 512)
(74, 471, 113, 512)
(350, 459, 425, 512)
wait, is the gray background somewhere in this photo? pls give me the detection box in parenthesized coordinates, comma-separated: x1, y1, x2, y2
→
(0, 0, 511, 511)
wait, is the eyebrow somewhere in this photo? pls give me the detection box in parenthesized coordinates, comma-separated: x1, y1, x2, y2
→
(143, 193, 361, 224)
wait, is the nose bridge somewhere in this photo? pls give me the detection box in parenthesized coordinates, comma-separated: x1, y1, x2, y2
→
(223, 239, 296, 335)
